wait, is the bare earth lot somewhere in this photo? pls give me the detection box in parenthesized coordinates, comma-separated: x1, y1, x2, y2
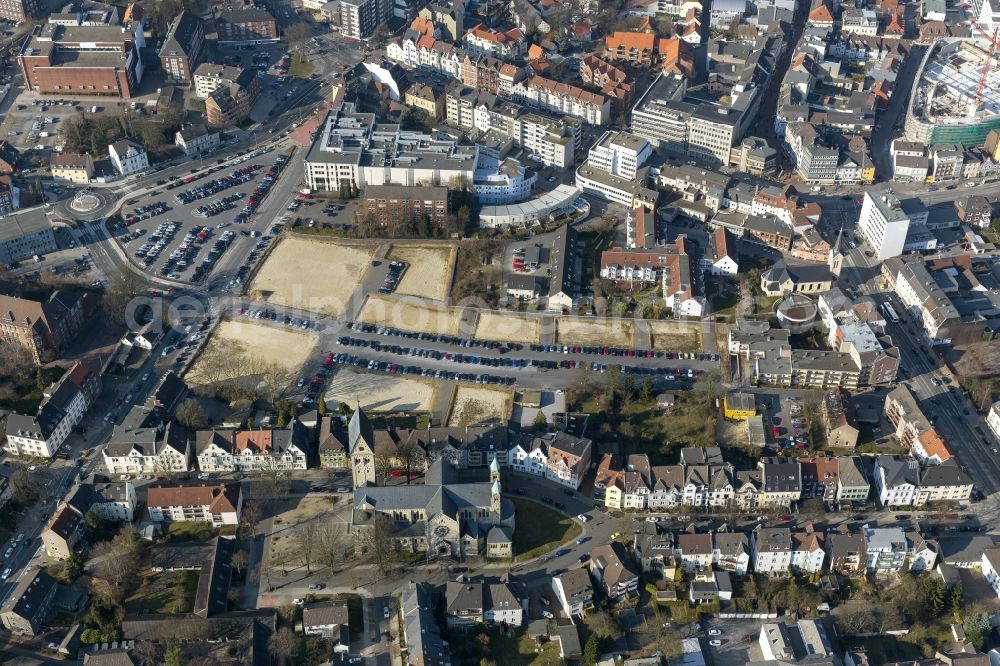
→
(248, 237, 376, 316)
(649, 320, 704, 352)
(557, 317, 634, 348)
(325, 368, 437, 412)
(447, 385, 513, 426)
(358, 294, 464, 336)
(186, 319, 318, 386)
(473, 311, 541, 344)
(387, 243, 456, 302)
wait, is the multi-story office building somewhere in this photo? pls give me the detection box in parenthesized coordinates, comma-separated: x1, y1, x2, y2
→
(20, 17, 145, 98)
(630, 74, 691, 153)
(586, 130, 651, 180)
(361, 185, 449, 225)
(859, 186, 910, 261)
(0, 0, 39, 23)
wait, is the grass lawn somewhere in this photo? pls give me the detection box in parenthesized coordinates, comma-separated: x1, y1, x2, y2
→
(289, 52, 314, 78)
(166, 521, 218, 542)
(451, 627, 563, 666)
(124, 587, 173, 614)
(510, 498, 582, 562)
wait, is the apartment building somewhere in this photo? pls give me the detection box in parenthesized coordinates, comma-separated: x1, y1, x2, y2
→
(836, 456, 870, 503)
(43, 477, 136, 559)
(175, 124, 220, 157)
(4, 362, 99, 458)
(0, 0, 38, 22)
(0, 291, 90, 364)
(552, 569, 594, 617)
(988, 401, 1000, 443)
(463, 23, 525, 60)
(917, 461, 973, 505)
(798, 456, 840, 501)
(445, 580, 522, 628)
(215, 8, 278, 45)
(826, 532, 866, 574)
(512, 75, 610, 125)
(983, 549, 1000, 598)
(508, 431, 592, 489)
(894, 259, 986, 345)
(822, 389, 859, 449)
(863, 525, 908, 573)
(146, 483, 243, 526)
(859, 186, 910, 261)
(195, 421, 310, 472)
(676, 533, 714, 573)
(587, 130, 651, 180)
(361, 184, 449, 226)
(714, 533, 751, 576)
(590, 542, 640, 599)
(339, 0, 391, 40)
(193, 64, 244, 98)
(0, 571, 59, 636)
(159, 11, 205, 83)
(205, 68, 261, 129)
(102, 408, 190, 474)
(404, 83, 445, 121)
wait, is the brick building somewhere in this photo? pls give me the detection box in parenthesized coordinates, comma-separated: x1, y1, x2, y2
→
(215, 8, 279, 45)
(0, 290, 93, 363)
(205, 69, 261, 128)
(362, 185, 449, 226)
(159, 11, 205, 83)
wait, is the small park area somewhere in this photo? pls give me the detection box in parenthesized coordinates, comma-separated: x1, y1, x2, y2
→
(509, 497, 581, 562)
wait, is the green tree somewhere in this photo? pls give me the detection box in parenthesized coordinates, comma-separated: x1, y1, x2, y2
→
(418, 212, 431, 238)
(923, 577, 945, 619)
(317, 397, 327, 416)
(532, 409, 548, 431)
(639, 378, 655, 403)
(950, 581, 965, 616)
(64, 551, 84, 580)
(582, 634, 600, 666)
(164, 645, 184, 666)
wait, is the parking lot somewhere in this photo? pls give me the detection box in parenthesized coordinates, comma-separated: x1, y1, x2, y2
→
(744, 387, 827, 452)
(113, 151, 292, 284)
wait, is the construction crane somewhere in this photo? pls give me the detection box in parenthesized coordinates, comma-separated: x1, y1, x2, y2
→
(972, 23, 1000, 104)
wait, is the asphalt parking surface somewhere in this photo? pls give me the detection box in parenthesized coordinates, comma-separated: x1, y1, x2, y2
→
(113, 148, 291, 284)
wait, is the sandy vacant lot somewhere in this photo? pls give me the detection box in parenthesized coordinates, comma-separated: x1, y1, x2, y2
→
(358, 294, 464, 336)
(448, 385, 513, 426)
(248, 237, 376, 316)
(557, 318, 634, 348)
(325, 368, 436, 412)
(388, 244, 455, 302)
(187, 319, 318, 386)
(649, 321, 704, 352)
(473, 311, 541, 344)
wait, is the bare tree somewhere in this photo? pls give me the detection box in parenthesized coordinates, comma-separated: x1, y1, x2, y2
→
(91, 525, 141, 597)
(238, 500, 262, 539)
(175, 398, 207, 430)
(294, 521, 319, 575)
(353, 514, 398, 575)
(0, 339, 33, 374)
(231, 549, 249, 578)
(103, 269, 142, 327)
(397, 440, 422, 484)
(133, 641, 164, 666)
(10, 469, 40, 505)
(268, 626, 301, 665)
(374, 445, 394, 486)
(314, 523, 349, 573)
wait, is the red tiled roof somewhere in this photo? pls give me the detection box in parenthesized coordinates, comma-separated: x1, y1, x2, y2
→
(147, 483, 240, 514)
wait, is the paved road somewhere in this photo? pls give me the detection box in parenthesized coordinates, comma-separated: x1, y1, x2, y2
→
(870, 44, 927, 181)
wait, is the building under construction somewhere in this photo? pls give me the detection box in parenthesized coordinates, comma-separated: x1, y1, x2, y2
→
(905, 38, 1000, 145)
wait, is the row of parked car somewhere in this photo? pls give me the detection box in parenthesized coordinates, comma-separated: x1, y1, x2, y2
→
(238, 307, 316, 329)
(344, 321, 525, 351)
(135, 221, 180, 263)
(526, 343, 718, 361)
(236, 154, 289, 225)
(175, 165, 258, 205)
(196, 192, 245, 218)
(125, 201, 169, 225)
(329, 352, 517, 386)
(379, 261, 406, 294)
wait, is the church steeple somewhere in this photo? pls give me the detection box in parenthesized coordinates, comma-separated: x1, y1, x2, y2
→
(489, 456, 500, 483)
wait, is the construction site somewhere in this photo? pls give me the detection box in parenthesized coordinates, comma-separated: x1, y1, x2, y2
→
(905, 38, 1000, 145)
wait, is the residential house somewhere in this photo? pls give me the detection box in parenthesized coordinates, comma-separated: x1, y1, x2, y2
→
(822, 389, 859, 449)
(446, 580, 523, 628)
(633, 531, 678, 579)
(911, 429, 953, 465)
(146, 483, 243, 526)
(42, 477, 136, 559)
(102, 409, 190, 474)
(917, 461, 973, 505)
(798, 456, 840, 502)
(594, 453, 651, 510)
(401, 581, 451, 666)
(590, 542, 640, 599)
(302, 600, 350, 645)
(982, 548, 1000, 598)
(50, 153, 94, 183)
(552, 568, 594, 617)
(175, 124, 220, 157)
(318, 416, 349, 469)
(683, 464, 735, 508)
(676, 533, 714, 573)
(713, 532, 750, 576)
(825, 532, 866, 574)
(874, 455, 920, 506)
(836, 456, 870, 503)
(864, 525, 908, 573)
(759, 457, 802, 506)
(108, 140, 148, 177)
(752, 527, 793, 574)
(159, 11, 205, 83)
(790, 532, 825, 573)
(508, 431, 592, 490)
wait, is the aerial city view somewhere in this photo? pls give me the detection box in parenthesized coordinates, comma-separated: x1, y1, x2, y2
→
(0, 0, 1000, 662)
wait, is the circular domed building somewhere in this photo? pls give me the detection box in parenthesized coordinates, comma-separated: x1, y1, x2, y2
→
(774, 292, 818, 333)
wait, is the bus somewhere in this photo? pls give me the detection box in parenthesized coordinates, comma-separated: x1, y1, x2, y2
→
(881, 302, 900, 323)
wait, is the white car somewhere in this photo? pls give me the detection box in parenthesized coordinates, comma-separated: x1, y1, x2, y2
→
(541, 610, 554, 619)
(293, 598, 304, 605)
(27, 465, 36, 471)
(708, 629, 723, 636)
(198, 472, 210, 480)
(383, 606, 391, 619)
(577, 514, 589, 523)
(0, 568, 10, 580)
(336, 487, 351, 493)
(710, 640, 722, 647)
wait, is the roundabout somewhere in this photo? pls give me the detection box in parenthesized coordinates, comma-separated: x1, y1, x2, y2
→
(54, 187, 117, 222)
(69, 190, 102, 213)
